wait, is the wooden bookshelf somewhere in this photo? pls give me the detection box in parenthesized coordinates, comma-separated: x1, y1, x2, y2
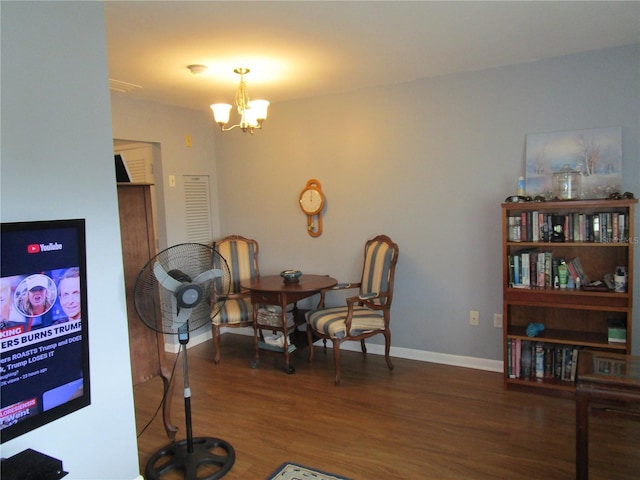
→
(502, 198, 636, 396)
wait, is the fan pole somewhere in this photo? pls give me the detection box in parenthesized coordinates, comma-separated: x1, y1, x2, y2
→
(181, 342, 194, 454)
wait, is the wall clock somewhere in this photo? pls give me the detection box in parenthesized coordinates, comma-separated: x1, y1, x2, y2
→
(299, 179, 325, 237)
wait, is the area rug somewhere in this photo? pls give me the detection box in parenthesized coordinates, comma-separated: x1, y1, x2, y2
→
(266, 462, 351, 480)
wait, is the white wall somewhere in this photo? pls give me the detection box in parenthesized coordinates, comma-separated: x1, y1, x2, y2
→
(1, 3, 139, 478)
(214, 45, 640, 358)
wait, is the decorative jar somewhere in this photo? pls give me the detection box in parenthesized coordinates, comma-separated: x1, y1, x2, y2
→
(553, 164, 582, 200)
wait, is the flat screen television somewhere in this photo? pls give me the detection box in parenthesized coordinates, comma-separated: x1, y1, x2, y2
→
(1, 219, 90, 443)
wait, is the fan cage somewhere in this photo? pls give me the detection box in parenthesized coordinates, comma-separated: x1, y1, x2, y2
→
(134, 243, 231, 335)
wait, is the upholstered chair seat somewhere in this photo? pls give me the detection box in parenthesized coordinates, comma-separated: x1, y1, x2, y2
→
(306, 306, 385, 339)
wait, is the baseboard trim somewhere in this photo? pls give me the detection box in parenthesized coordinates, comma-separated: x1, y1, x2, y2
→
(335, 341, 503, 373)
(164, 330, 503, 373)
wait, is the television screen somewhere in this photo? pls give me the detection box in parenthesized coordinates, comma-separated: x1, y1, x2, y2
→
(1, 219, 90, 443)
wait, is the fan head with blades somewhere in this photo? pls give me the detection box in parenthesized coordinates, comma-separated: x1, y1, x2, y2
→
(134, 243, 231, 336)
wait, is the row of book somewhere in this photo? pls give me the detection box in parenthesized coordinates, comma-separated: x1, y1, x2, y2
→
(507, 339, 582, 382)
(507, 211, 628, 243)
(508, 249, 588, 288)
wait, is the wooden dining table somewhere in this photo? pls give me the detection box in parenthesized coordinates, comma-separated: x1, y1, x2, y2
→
(240, 274, 337, 373)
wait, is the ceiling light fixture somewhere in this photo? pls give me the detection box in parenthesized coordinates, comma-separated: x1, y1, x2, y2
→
(187, 64, 208, 75)
(210, 68, 269, 134)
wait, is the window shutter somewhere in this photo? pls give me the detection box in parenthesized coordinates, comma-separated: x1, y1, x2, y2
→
(115, 145, 154, 183)
(125, 157, 148, 183)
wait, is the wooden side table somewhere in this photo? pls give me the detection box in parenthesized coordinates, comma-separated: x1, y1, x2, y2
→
(241, 274, 337, 373)
(576, 350, 640, 479)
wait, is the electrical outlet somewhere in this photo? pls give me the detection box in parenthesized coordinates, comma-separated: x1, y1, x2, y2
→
(469, 310, 479, 326)
(493, 313, 503, 328)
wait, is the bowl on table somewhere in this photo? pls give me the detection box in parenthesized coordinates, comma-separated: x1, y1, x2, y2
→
(280, 269, 302, 284)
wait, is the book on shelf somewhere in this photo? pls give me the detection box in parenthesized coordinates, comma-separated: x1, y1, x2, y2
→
(570, 347, 580, 382)
(520, 340, 533, 378)
(566, 260, 580, 283)
(532, 211, 539, 242)
(607, 319, 627, 344)
(543, 344, 554, 379)
(592, 215, 600, 242)
(570, 256, 589, 285)
(506, 210, 630, 244)
(544, 252, 552, 287)
(562, 346, 573, 381)
(512, 255, 520, 285)
(506, 339, 582, 383)
(507, 338, 521, 378)
(507, 216, 522, 242)
(605, 213, 613, 242)
(521, 252, 531, 287)
(554, 346, 563, 380)
(540, 212, 551, 242)
(509, 338, 514, 378)
(508, 249, 598, 290)
(536, 253, 543, 287)
(535, 343, 544, 379)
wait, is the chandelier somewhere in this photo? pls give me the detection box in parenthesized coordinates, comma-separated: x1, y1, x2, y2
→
(210, 68, 269, 134)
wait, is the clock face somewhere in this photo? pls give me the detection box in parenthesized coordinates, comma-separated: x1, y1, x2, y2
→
(300, 188, 324, 214)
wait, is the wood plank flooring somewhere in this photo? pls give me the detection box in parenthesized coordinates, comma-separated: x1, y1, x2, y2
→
(133, 334, 640, 479)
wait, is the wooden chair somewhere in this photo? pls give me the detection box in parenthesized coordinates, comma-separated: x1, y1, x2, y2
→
(211, 235, 259, 364)
(306, 234, 399, 384)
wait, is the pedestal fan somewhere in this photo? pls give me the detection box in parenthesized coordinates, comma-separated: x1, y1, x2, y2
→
(134, 243, 234, 480)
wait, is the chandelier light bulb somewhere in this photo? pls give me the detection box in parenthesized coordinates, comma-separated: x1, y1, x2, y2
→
(211, 103, 232, 126)
(248, 99, 270, 122)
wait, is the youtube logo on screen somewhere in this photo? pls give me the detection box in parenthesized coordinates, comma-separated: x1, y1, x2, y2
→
(26, 243, 63, 254)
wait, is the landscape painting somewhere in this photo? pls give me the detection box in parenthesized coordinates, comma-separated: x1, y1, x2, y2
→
(525, 127, 622, 200)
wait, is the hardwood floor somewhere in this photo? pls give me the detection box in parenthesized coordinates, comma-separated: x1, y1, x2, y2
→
(134, 334, 640, 479)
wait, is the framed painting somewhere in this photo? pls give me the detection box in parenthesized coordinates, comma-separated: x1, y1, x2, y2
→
(525, 127, 622, 200)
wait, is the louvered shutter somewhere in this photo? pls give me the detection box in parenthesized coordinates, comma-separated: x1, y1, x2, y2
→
(184, 175, 213, 244)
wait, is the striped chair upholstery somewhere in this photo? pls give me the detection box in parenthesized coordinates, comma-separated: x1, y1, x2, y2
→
(306, 235, 399, 384)
(211, 235, 259, 364)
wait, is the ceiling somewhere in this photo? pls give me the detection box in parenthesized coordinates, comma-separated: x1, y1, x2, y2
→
(104, 1, 640, 113)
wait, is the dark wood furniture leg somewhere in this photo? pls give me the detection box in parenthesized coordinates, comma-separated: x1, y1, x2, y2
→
(252, 305, 260, 368)
(575, 385, 589, 480)
(160, 371, 178, 440)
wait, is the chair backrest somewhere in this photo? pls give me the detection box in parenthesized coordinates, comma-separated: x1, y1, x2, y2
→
(214, 235, 259, 294)
(360, 235, 399, 306)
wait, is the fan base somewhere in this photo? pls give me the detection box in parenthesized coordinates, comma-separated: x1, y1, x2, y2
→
(145, 436, 235, 480)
